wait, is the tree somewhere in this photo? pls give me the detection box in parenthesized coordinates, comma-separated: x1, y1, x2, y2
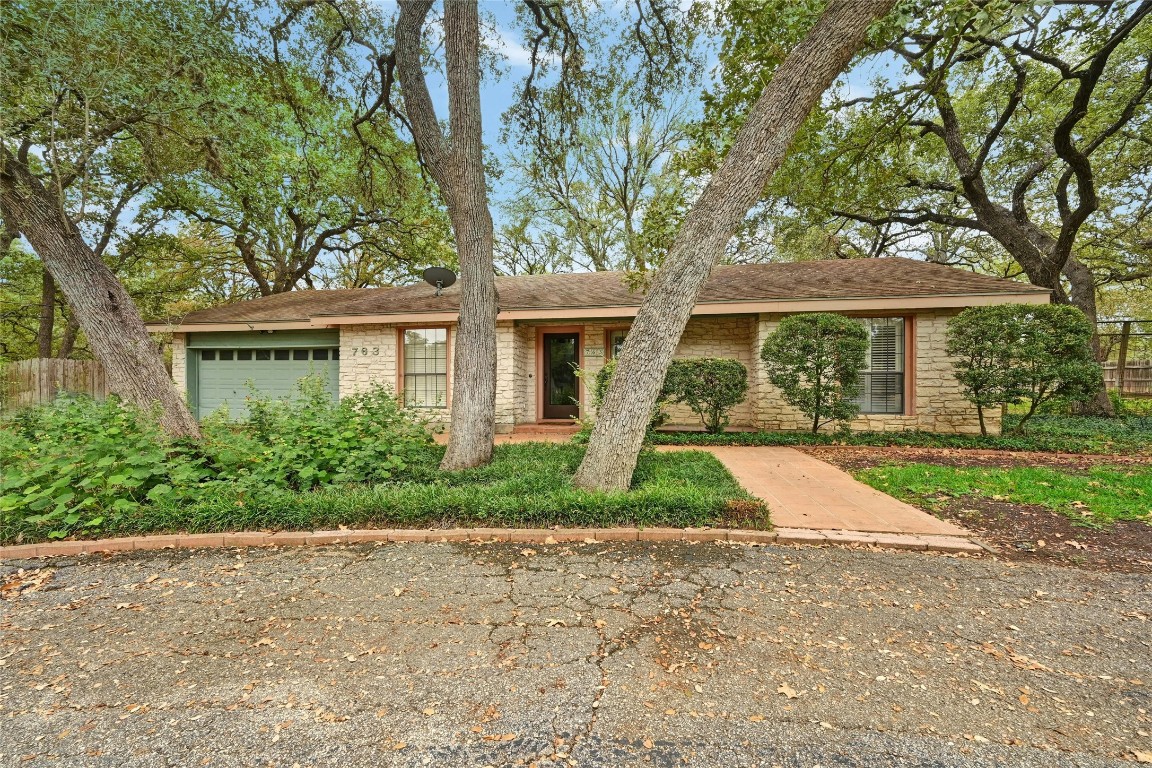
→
(393, 1, 498, 470)
(500, 89, 693, 273)
(697, 0, 1152, 414)
(0, 0, 257, 436)
(947, 304, 1103, 435)
(664, 358, 749, 434)
(572, 0, 897, 491)
(944, 305, 1017, 436)
(158, 25, 451, 296)
(589, 358, 673, 431)
(760, 314, 870, 433)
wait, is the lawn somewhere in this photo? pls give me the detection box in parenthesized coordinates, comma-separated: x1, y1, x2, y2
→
(2, 441, 764, 545)
(643, 413, 1152, 455)
(855, 463, 1152, 529)
(1, 389, 764, 546)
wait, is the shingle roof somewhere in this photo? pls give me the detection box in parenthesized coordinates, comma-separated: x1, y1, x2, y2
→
(172, 258, 1049, 325)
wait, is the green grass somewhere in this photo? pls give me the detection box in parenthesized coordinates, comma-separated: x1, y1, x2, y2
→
(855, 463, 1152, 529)
(3, 442, 765, 544)
(641, 413, 1152, 454)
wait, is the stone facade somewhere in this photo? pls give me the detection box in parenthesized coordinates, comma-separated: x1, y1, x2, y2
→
(339, 323, 399, 398)
(168, 309, 996, 435)
(170, 333, 187, 396)
(754, 310, 995, 435)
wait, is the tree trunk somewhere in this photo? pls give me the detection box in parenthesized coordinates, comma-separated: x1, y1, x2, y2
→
(395, 0, 497, 470)
(36, 268, 55, 358)
(0, 145, 200, 438)
(58, 311, 81, 358)
(1063, 255, 1114, 416)
(573, 0, 896, 492)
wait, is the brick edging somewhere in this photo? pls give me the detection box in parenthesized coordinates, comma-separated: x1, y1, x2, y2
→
(0, 527, 985, 560)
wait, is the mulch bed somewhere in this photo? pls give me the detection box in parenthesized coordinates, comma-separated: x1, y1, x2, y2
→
(798, 445, 1152, 573)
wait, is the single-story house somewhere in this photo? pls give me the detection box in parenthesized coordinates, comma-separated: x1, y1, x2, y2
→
(149, 258, 1050, 435)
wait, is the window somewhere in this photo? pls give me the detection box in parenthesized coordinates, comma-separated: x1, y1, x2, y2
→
(237, 350, 252, 361)
(606, 329, 628, 359)
(293, 349, 309, 361)
(402, 328, 448, 407)
(200, 350, 216, 361)
(312, 349, 329, 361)
(274, 349, 290, 361)
(219, 350, 234, 361)
(255, 350, 271, 361)
(854, 317, 905, 414)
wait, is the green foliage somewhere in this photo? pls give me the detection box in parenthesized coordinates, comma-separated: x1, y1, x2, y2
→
(2, 435, 761, 544)
(664, 358, 749, 433)
(647, 413, 1152, 455)
(1, 380, 436, 541)
(947, 305, 1103, 435)
(760, 313, 869, 433)
(856, 463, 1151, 529)
(201, 377, 437, 492)
(0, 396, 207, 540)
(586, 357, 750, 433)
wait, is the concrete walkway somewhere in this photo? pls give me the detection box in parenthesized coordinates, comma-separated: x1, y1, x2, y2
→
(693, 446, 971, 537)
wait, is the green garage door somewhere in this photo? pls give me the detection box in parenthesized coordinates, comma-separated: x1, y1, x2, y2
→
(187, 330, 340, 419)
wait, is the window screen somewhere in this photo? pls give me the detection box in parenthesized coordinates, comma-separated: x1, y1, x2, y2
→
(854, 318, 905, 414)
(403, 328, 448, 408)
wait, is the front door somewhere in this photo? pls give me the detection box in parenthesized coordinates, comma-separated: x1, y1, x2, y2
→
(541, 332, 580, 419)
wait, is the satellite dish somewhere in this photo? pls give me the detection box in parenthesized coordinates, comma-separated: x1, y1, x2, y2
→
(422, 267, 457, 296)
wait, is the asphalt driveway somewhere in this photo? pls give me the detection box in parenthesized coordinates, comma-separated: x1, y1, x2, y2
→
(1, 542, 1149, 767)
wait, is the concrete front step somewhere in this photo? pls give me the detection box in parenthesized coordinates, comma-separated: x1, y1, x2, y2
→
(1, 527, 986, 560)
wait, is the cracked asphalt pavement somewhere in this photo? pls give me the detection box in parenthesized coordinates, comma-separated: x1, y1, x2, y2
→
(1, 541, 1149, 767)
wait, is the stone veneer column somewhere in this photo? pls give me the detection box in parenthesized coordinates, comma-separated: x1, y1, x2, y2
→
(339, 324, 399, 398)
(494, 322, 517, 431)
(170, 333, 187, 396)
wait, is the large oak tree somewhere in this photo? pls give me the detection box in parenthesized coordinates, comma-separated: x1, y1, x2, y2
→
(572, 0, 897, 492)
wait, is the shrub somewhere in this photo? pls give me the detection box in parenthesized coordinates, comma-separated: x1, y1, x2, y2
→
(0, 395, 208, 539)
(760, 313, 869, 433)
(204, 376, 437, 491)
(664, 358, 749, 433)
(1, 380, 436, 541)
(946, 304, 1102, 435)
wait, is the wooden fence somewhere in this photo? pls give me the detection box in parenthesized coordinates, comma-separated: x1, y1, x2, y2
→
(1103, 360, 1152, 397)
(2, 358, 108, 411)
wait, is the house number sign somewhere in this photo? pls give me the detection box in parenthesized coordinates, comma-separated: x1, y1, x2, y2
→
(585, 346, 604, 358)
(351, 347, 380, 356)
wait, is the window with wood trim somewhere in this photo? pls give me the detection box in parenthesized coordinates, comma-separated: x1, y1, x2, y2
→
(854, 317, 905, 414)
(402, 328, 448, 408)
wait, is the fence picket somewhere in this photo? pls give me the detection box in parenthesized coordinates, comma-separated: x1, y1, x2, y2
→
(2, 358, 111, 411)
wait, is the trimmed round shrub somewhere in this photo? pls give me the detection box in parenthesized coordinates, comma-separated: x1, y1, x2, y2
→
(760, 312, 869, 433)
(664, 358, 749, 434)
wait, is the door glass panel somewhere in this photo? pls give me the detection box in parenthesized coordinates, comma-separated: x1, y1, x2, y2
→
(547, 335, 578, 406)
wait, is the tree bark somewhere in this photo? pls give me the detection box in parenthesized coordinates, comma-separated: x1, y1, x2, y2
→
(395, 0, 497, 470)
(1063, 255, 1113, 415)
(36, 268, 56, 358)
(0, 145, 200, 438)
(573, 0, 896, 492)
(58, 311, 81, 359)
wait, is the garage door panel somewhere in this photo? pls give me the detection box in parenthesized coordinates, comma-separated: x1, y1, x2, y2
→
(195, 351, 339, 419)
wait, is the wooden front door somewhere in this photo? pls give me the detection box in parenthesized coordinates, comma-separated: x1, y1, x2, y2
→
(541, 332, 580, 419)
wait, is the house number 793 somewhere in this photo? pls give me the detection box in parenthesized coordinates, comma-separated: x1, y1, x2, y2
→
(351, 347, 379, 356)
